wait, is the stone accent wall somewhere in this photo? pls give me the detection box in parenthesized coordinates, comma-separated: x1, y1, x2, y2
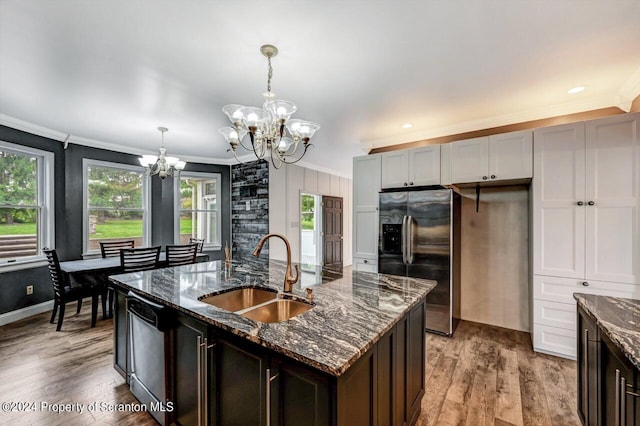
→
(231, 160, 269, 260)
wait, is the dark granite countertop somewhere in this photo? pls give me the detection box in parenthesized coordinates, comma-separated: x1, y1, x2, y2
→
(109, 258, 436, 376)
(574, 293, 640, 370)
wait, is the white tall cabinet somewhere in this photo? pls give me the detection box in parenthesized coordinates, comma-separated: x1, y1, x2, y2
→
(532, 113, 640, 358)
(353, 154, 381, 272)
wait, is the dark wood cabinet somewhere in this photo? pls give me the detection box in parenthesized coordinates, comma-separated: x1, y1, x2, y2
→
(118, 293, 427, 426)
(173, 313, 214, 426)
(577, 305, 640, 426)
(577, 308, 600, 426)
(601, 333, 638, 426)
(113, 287, 128, 378)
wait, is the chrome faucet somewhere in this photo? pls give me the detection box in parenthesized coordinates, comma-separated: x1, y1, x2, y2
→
(252, 233, 299, 293)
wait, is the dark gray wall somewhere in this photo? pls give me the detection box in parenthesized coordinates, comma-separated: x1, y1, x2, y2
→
(231, 160, 269, 260)
(0, 125, 230, 315)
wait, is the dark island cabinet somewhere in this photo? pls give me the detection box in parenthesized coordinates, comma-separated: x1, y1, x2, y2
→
(577, 306, 640, 426)
(118, 296, 427, 425)
(113, 287, 128, 378)
(174, 313, 215, 426)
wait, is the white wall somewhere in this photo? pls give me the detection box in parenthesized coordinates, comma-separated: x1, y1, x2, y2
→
(268, 163, 352, 266)
(459, 185, 530, 332)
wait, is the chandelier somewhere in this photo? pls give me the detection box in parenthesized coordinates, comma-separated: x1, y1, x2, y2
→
(219, 45, 320, 169)
(138, 127, 186, 179)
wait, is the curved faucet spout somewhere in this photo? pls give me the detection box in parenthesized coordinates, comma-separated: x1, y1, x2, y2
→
(253, 233, 299, 293)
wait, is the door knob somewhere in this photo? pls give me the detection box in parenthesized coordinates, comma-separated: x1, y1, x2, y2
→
(577, 201, 584, 206)
(587, 201, 595, 206)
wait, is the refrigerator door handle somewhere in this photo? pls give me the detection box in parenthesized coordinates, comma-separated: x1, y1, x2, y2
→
(408, 215, 415, 264)
(401, 215, 408, 264)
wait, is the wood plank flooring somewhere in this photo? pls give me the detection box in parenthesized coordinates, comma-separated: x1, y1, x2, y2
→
(0, 307, 580, 425)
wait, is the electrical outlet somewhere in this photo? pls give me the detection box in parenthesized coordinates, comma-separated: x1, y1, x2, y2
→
(26, 285, 34, 295)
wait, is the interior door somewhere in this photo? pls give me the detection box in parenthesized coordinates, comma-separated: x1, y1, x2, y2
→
(322, 196, 343, 270)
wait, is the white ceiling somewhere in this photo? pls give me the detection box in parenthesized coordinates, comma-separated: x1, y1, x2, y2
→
(1, 1, 639, 177)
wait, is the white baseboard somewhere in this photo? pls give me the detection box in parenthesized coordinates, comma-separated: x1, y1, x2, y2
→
(0, 300, 54, 326)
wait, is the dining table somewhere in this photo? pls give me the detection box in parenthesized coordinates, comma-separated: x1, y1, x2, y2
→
(59, 252, 210, 318)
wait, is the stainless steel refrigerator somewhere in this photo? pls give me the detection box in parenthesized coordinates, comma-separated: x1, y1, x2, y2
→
(378, 188, 461, 336)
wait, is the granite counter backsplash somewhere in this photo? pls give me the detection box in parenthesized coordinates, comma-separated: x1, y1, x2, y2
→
(574, 293, 640, 370)
(110, 258, 435, 376)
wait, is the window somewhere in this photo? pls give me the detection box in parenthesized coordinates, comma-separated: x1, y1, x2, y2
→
(0, 141, 54, 267)
(175, 172, 222, 250)
(83, 160, 149, 255)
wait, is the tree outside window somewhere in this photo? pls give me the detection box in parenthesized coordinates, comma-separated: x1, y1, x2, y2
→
(85, 161, 147, 253)
(177, 174, 221, 248)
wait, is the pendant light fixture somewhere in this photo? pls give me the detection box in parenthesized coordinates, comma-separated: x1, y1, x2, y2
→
(219, 45, 320, 169)
(138, 127, 186, 179)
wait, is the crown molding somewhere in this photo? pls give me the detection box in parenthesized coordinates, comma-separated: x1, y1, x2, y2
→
(363, 94, 615, 149)
(617, 65, 640, 112)
(0, 114, 69, 142)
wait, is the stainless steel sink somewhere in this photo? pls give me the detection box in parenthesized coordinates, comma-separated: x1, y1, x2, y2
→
(199, 287, 277, 312)
(240, 299, 313, 323)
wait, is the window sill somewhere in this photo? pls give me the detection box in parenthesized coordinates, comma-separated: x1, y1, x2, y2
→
(0, 259, 48, 273)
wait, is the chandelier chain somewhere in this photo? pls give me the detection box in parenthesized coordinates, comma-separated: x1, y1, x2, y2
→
(267, 56, 273, 94)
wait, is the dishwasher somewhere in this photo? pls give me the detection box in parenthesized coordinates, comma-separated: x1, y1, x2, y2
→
(126, 292, 175, 425)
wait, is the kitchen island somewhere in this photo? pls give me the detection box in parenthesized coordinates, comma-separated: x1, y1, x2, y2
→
(109, 258, 436, 426)
(575, 293, 640, 426)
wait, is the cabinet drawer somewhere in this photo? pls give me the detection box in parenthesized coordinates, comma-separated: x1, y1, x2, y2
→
(533, 324, 576, 359)
(354, 257, 378, 273)
(533, 275, 640, 304)
(533, 300, 576, 331)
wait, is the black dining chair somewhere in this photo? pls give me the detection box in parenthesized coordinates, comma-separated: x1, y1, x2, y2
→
(166, 243, 199, 267)
(99, 240, 135, 317)
(188, 237, 205, 253)
(43, 249, 101, 331)
(120, 246, 161, 273)
(100, 240, 135, 258)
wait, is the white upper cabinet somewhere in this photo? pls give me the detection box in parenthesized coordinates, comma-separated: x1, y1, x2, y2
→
(450, 137, 489, 183)
(532, 113, 640, 284)
(353, 154, 381, 260)
(381, 145, 440, 188)
(381, 150, 409, 189)
(533, 122, 586, 279)
(584, 113, 640, 284)
(489, 130, 533, 180)
(449, 130, 533, 184)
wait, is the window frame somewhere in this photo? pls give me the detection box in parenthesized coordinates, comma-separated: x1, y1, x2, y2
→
(174, 171, 222, 251)
(0, 140, 54, 270)
(82, 159, 150, 256)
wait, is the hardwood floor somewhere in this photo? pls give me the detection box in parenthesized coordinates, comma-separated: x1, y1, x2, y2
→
(0, 308, 580, 426)
(419, 320, 580, 426)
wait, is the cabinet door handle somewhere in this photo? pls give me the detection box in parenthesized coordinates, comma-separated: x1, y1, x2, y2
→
(482, 176, 488, 180)
(588, 201, 595, 206)
(584, 328, 589, 426)
(490, 174, 496, 179)
(363, 259, 368, 264)
(409, 181, 414, 186)
(404, 182, 408, 186)
(577, 201, 584, 206)
(265, 368, 279, 426)
(582, 281, 589, 287)
(621, 376, 627, 426)
(616, 369, 621, 426)
(197, 336, 203, 426)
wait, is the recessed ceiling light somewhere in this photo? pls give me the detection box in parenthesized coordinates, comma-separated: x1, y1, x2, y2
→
(402, 123, 413, 129)
(568, 86, 585, 94)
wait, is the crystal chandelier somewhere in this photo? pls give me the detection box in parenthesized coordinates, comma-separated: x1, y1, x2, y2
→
(138, 127, 186, 179)
(219, 45, 320, 169)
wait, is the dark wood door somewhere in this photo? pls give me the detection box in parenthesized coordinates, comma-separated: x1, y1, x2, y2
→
(322, 196, 343, 270)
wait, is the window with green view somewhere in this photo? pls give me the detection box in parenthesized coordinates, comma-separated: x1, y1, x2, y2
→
(176, 173, 221, 249)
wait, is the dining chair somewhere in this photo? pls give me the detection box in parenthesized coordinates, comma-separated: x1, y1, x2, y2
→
(120, 246, 161, 273)
(166, 243, 199, 267)
(43, 248, 100, 331)
(100, 240, 135, 258)
(188, 237, 205, 253)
